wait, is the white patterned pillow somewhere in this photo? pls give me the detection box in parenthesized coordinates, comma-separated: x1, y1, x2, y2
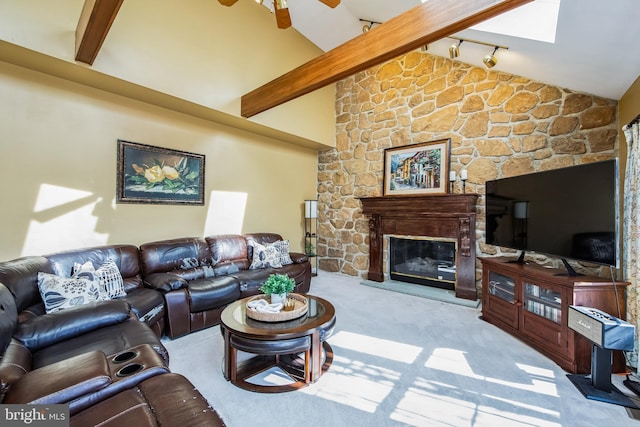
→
(272, 240, 293, 266)
(73, 260, 127, 299)
(37, 272, 103, 314)
(249, 242, 283, 269)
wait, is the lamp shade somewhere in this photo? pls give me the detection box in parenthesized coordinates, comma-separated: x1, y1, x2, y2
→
(305, 200, 318, 219)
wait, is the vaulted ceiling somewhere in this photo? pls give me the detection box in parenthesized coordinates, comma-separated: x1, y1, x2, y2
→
(76, 0, 640, 118)
(286, 0, 640, 102)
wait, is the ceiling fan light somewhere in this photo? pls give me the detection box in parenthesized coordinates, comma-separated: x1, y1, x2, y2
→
(274, 0, 291, 29)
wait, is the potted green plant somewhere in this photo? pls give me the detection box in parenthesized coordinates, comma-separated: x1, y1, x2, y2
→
(259, 273, 295, 304)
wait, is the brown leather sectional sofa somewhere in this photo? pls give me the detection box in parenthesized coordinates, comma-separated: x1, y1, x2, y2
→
(141, 233, 311, 338)
(0, 232, 311, 425)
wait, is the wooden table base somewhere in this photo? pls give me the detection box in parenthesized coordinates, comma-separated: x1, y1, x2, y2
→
(223, 341, 333, 393)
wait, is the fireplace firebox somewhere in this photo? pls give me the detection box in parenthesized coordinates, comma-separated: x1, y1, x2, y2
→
(360, 194, 478, 300)
(389, 237, 456, 290)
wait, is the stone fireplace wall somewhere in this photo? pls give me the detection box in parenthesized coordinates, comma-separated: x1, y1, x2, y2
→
(317, 51, 619, 284)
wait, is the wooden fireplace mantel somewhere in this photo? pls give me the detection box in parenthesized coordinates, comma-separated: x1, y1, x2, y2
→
(360, 194, 478, 300)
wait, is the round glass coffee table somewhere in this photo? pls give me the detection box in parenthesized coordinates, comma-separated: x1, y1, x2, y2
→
(220, 294, 335, 393)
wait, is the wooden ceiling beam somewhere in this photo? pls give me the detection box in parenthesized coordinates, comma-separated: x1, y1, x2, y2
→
(75, 0, 124, 65)
(241, 0, 532, 118)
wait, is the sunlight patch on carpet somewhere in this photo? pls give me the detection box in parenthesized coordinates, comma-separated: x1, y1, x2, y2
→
(245, 366, 295, 386)
(301, 354, 398, 413)
(329, 330, 422, 363)
(424, 347, 559, 396)
(390, 378, 562, 427)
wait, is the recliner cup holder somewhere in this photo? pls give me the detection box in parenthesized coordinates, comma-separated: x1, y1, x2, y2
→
(115, 363, 144, 377)
(112, 350, 139, 364)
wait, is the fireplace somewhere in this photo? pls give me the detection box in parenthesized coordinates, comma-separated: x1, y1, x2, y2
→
(389, 236, 456, 290)
(360, 194, 478, 300)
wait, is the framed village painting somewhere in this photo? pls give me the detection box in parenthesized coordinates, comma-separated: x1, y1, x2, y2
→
(383, 139, 450, 196)
(117, 140, 205, 205)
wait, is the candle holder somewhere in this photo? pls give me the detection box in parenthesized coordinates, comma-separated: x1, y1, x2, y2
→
(461, 170, 468, 193)
(449, 171, 457, 194)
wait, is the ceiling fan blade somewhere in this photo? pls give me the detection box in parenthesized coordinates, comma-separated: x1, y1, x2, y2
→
(318, 0, 340, 8)
(218, 0, 239, 6)
(274, 1, 291, 29)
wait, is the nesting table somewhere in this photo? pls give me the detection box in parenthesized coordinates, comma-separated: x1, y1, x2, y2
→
(220, 295, 335, 393)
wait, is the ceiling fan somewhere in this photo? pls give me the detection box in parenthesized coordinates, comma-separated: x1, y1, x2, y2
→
(218, 0, 341, 29)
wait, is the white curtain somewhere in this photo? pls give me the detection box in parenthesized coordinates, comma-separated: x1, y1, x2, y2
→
(623, 118, 640, 367)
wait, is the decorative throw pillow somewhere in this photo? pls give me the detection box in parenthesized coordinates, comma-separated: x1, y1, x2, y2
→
(73, 260, 127, 299)
(37, 272, 103, 314)
(272, 240, 293, 266)
(249, 242, 283, 269)
(94, 260, 127, 299)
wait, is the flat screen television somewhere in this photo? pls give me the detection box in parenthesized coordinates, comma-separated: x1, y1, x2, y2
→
(485, 159, 619, 271)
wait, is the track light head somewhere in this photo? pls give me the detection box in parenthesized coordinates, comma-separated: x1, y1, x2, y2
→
(359, 19, 381, 34)
(483, 46, 500, 68)
(449, 39, 463, 59)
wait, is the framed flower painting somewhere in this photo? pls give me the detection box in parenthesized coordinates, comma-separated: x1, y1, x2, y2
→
(116, 140, 205, 205)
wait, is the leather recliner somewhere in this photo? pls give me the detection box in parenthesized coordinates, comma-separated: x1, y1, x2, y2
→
(0, 282, 225, 425)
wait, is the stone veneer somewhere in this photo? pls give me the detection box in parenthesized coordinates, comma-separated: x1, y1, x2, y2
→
(317, 51, 619, 285)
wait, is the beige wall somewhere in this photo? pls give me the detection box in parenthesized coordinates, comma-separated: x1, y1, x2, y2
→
(620, 75, 640, 126)
(0, 0, 332, 261)
(0, 60, 317, 260)
(0, 0, 336, 147)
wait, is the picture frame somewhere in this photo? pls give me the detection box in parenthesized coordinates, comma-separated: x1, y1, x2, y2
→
(117, 139, 205, 205)
(383, 138, 450, 196)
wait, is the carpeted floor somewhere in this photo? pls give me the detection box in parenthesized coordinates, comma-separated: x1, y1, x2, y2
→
(162, 271, 640, 426)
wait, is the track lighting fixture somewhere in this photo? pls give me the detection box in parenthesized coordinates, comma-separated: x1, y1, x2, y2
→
(449, 39, 463, 59)
(446, 37, 508, 68)
(359, 19, 381, 33)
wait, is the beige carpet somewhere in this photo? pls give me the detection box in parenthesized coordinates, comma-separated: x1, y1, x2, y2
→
(162, 271, 640, 426)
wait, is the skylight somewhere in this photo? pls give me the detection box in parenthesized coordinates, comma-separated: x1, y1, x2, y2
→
(470, 0, 561, 43)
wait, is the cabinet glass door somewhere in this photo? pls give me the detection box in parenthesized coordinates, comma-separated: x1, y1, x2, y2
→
(488, 271, 515, 303)
(524, 282, 561, 324)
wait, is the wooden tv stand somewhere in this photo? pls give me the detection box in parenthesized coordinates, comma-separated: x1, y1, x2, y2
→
(480, 256, 629, 374)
